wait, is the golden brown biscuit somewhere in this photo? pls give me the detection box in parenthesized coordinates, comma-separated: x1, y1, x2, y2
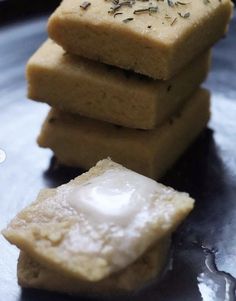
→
(27, 39, 210, 129)
(37, 88, 210, 179)
(17, 237, 170, 294)
(48, 0, 232, 79)
(3, 159, 194, 282)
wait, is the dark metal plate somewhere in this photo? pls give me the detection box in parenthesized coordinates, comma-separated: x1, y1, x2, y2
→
(0, 12, 236, 301)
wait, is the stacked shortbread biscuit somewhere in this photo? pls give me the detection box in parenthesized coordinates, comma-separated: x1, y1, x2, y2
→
(26, 0, 233, 179)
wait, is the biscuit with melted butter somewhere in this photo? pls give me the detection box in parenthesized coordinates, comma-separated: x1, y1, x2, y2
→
(3, 159, 194, 282)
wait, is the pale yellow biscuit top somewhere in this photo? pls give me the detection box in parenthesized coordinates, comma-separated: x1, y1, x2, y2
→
(55, 0, 232, 46)
(48, 0, 232, 79)
(3, 159, 194, 282)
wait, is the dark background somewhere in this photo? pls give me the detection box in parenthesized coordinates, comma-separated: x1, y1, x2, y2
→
(0, 0, 235, 24)
(0, 0, 61, 24)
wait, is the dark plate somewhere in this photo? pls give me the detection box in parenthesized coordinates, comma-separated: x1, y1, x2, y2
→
(0, 12, 236, 301)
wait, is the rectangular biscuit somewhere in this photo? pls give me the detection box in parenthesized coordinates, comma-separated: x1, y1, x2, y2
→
(48, 0, 232, 79)
(27, 39, 210, 129)
(3, 159, 194, 285)
(17, 237, 170, 294)
(37, 88, 210, 179)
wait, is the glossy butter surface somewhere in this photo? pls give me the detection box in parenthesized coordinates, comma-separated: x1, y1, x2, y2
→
(3, 159, 194, 282)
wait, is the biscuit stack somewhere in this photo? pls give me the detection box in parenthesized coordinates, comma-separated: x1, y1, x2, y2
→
(26, 0, 233, 179)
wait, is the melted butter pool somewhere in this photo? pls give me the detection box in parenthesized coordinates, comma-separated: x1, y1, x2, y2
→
(68, 169, 159, 225)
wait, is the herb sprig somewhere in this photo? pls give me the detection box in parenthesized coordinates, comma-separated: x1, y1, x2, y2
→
(78, 0, 223, 27)
(106, 0, 193, 25)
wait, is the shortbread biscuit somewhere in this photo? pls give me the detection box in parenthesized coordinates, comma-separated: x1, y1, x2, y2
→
(37, 88, 210, 179)
(27, 40, 210, 129)
(3, 159, 194, 283)
(17, 237, 170, 294)
(48, 0, 232, 79)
